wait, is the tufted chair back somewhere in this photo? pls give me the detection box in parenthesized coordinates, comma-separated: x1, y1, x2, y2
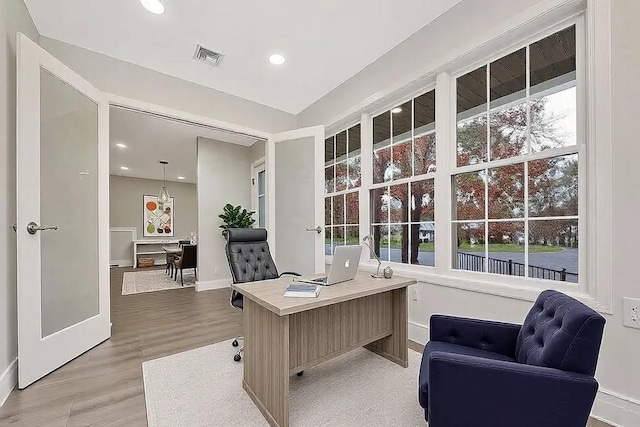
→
(515, 290, 605, 375)
(225, 228, 279, 284)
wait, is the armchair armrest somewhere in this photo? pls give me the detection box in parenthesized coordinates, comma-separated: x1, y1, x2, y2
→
(430, 315, 521, 358)
(428, 352, 598, 427)
(279, 271, 302, 277)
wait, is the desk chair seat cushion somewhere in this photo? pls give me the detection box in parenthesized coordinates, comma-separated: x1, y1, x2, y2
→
(226, 228, 280, 283)
(418, 341, 517, 409)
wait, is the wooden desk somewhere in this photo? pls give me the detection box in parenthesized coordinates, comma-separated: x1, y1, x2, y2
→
(232, 272, 416, 427)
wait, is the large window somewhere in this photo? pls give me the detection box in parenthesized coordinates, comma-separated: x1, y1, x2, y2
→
(325, 124, 361, 254)
(370, 89, 436, 266)
(453, 25, 579, 283)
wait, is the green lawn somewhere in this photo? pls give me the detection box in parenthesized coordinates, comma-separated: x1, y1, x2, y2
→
(327, 237, 561, 253)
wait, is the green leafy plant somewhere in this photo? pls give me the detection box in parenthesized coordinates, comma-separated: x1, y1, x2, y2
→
(218, 203, 256, 234)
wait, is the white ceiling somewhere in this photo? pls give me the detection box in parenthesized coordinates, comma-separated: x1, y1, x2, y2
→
(24, 0, 461, 114)
(110, 107, 260, 184)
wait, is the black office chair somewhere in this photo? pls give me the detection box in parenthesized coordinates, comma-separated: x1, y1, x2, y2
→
(225, 228, 301, 362)
(173, 244, 197, 286)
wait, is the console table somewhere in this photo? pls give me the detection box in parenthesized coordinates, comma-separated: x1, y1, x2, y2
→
(133, 239, 180, 268)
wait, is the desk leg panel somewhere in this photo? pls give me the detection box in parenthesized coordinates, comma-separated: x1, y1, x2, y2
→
(365, 287, 408, 367)
(243, 299, 290, 427)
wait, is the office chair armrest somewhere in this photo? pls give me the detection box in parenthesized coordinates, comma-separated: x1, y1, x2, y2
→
(279, 271, 302, 277)
(430, 315, 521, 358)
(428, 352, 598, 427)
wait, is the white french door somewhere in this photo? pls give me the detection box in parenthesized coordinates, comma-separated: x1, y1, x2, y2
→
(16, 33, 110, 388)
(267, 126, 325, 275)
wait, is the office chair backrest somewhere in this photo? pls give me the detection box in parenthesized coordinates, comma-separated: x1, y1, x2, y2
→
(179, 244, 197, 268)
(225, 228, 279, 284)
(515, 290, 605, 376)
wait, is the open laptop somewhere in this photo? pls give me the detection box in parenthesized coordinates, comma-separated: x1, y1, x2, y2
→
(295, 245, 362, 286)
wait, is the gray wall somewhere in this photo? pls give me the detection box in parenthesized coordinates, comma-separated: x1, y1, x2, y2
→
(110, 175, 197, 240)
(247, 140, 266, 165)
(0, 0, 39, 396)
(39, 37, 297, 134)
(197, 137, 253, 285)
(296, 0, 640, 415)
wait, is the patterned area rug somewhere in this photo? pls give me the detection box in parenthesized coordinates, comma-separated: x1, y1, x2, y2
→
(142, 342, 424, 426)
(122, 269, 196, 295)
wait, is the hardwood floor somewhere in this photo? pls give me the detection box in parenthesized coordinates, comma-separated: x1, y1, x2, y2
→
(0, 267, 613, 426)
(0, 267, 242, 426)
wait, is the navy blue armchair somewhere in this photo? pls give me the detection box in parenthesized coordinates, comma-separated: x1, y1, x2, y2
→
(419, 290, 605, 427)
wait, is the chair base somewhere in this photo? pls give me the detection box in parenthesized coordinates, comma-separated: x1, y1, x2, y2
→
(233, 336, 244, 361)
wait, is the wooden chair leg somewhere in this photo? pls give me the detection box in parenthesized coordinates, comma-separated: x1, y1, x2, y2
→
(180, 268, 184, 286)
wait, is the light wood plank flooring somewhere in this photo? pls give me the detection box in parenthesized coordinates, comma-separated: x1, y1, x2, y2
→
(0, 267, 612, 426)
(0, 267, 242, 426)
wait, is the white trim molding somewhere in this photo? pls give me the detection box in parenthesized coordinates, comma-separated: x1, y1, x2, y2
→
(196, 278, 233, 292)
(0, 359, 17, 407)
(331, 0, 613, 313)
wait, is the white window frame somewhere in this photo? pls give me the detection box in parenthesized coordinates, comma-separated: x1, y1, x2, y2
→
(333, 0, 612, 313)
(251, 158, 266, 228)
(324, 124, 362, 263)
(369, 86, 437, 267)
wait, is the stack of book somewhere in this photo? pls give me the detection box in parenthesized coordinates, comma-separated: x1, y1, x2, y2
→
(283, 283, 321, 298)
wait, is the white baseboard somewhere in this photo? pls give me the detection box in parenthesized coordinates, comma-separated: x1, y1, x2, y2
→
(592, 388, 640, 427)
(407, 321, 639, 426)
(110, 259, 133, 267)
(196, 278, 232, 292)
(408, 320, 429, 345)
(0, 359, 17, 407)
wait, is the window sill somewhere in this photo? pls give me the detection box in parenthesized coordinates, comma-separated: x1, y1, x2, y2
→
(351, 260, 612, 315)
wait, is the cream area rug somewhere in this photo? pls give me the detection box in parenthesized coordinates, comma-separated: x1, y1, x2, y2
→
(142, 341, 425, 426)
(121, 269, 196, 295)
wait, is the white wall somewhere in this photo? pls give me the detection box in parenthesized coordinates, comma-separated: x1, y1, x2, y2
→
(0, 0, 39, 404)
(39, 37, 297, 134)
(297, 0, 540, 128)
(196, 137, 253, 290)
(110, 175, 197, 240)
(299, 0, 640, 425)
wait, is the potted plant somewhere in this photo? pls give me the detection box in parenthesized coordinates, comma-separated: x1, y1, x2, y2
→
(219, 203, 256, 236)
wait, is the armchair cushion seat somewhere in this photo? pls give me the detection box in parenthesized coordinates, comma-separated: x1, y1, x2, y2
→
(418, 341, 516, 409)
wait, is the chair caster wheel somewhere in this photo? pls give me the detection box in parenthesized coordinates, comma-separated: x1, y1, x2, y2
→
(232, 339, 239, 347)
(296, 371, 304, 377)
(234, 354, 241, 362)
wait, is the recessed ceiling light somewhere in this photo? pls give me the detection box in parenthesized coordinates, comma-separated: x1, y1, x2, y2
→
(391, 107, 403, 114)
(177, 176, 185, 180)
(269, 54, 286, 65)
(116, 143, 127, 149)
(120, 166, 129, 171)
(140, 0, 165, 14)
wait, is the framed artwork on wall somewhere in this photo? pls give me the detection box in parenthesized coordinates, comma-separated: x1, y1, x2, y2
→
(143, 195, 174, 237)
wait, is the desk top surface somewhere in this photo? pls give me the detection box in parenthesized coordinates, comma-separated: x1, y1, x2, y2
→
(231, 271, 416, 316)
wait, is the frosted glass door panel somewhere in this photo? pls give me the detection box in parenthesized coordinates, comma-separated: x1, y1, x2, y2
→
(274, 137, 315, 274)
(40, 68, 99, 337)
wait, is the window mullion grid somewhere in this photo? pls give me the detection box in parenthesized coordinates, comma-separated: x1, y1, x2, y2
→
(484, 64, 490, 273)
(346, 128, 350, 191)
(525, 44, 531, 278)
(342, 193, 347, 245)
(411, 98, 416, 178)
(407, 182, 411, 265)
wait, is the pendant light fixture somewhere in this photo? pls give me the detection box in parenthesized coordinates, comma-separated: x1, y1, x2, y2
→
(158, 161, 171, 204)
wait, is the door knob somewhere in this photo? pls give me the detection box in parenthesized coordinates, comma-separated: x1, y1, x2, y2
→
(26, 222, 59, 235)
(306, 226, 322, 234)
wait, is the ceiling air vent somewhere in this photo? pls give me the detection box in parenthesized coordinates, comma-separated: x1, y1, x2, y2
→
(193, 44, 224, 68)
